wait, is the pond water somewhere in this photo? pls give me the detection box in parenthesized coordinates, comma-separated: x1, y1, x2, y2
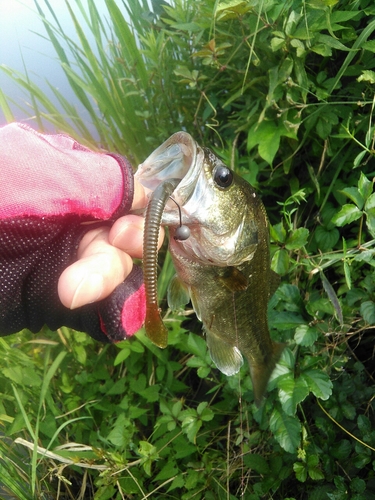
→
(0, 0, 111, 136)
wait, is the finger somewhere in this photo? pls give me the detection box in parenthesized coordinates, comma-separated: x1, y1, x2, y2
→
(109, 214, 165, 259)
(132, 179, 149, 210)
(58, 227, 133, 309)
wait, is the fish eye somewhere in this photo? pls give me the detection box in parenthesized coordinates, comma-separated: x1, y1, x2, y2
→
(213, 165, 233, 188)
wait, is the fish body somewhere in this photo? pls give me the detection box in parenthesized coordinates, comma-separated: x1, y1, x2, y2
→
(136, 132, 284, 404)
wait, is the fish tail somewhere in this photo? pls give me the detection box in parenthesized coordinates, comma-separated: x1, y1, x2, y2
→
(249, 341, 285, 407)
(145, 305, 168, 348)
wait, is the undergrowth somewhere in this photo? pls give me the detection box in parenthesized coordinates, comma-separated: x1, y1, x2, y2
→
(1, 0, 375, 498)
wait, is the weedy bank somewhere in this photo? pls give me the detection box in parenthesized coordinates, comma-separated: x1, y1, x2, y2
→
(0, 0, 375, 498)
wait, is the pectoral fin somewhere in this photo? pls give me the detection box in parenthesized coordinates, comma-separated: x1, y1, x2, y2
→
(205, 329, 243, 376)
(217, 267, 248, 292)
(167, 274, 190, 310)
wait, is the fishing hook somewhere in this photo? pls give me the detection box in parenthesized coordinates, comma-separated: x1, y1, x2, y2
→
(169, 196, 191, 241)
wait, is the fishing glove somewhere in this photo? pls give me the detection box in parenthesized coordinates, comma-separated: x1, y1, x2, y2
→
(0, 122, 145, 343)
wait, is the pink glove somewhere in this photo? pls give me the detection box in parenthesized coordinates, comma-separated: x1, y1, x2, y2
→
(0, 123, 145, 342)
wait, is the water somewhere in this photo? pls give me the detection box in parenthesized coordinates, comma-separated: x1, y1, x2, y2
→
(0, 0, 110, 135)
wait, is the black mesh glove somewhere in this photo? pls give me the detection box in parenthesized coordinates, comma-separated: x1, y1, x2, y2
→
(0, 123, 145, 342)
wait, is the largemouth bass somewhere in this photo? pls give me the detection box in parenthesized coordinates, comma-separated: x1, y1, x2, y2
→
(135, 132, 284, 405)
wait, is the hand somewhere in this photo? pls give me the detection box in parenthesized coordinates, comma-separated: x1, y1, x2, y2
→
(58, 180, 163, 309)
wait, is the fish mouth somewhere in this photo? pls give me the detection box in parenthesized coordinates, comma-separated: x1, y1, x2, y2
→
(134, 132, 204, 224)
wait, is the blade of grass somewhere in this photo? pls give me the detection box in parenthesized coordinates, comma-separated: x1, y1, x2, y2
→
(0, 88, 14, 122)
(105, 0, 148, 88)
(39, 351, 67, 411)
(0, 464, 34, 500)
(11, 386, 36, 442)
(12, 349, 67, 495)
(328, 18, 375, 95)
(0, 435, 35, 500)
(34, 0, 106, 132)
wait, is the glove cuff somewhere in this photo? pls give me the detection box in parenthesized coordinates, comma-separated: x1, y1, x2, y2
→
(106, 153, 134, 220)
(96, 265, 146, 342)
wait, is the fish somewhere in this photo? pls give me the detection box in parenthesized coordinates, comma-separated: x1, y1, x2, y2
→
(135, 131, 285, 405)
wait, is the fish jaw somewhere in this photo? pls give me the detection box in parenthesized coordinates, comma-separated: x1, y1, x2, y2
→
(135, 132, 204, 205)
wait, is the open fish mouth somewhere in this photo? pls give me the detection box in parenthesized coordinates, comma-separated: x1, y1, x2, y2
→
(135, 131, 208, 348)
(134, 132, 204, 222)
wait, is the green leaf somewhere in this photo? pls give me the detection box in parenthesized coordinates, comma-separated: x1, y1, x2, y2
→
(311, 43, 332, 57)
(154, 461, 179, 481)
(331, 10, 362, 23)
(171, 400, 183, 418)
(331, 440, 352, 460)
(364, 194, 375, 237)
(274, 283, 305, 312)
(181, 412, 202, 444)
(351, 477, 366, 493)
(197, 402, 214, 421)
(243, 454, 270, 474)
(358, 172, 373, 201)
(285, 228, 309, 250)
(331, 204, 363, 226)
(357, 70, 375, 84)
(308, 467, 324, 481)
(357, 414, 371, 434)
(197, 366, 211, 378)
(353, 453, 372, 469)
(300, 369, 332, 400)
(247, 121, 281, 165)
(3, 366, 41, 387)
(315, 34, 352, 52)
(294, 325, 319, 346)
(314, 226, 340, 251)
(360, 301, 375, 324)
(338, 187, 364, 209)
(321, 271, 343, 325)
(271, 37, 285, 52)
(114, 346, 131, 365)
(269, 407, 301, 453)
(140, 384, 161, 403)
(270, 222, 287, 243)
(291, 38, 306, 57)
(353, 150, 367, 168)
(362, 40, 375, 52)
(215, 0, 252, 20)
(364, 192, 375, 211)
(168, 474, 185, 492)
(293, 461, 307, 482)
(186, 333, 207, 357)
(271, 248, 290, 275)
(269, 311, 305, 330)
(278, 373, 310, 415)
(138, 441, 159, 476)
